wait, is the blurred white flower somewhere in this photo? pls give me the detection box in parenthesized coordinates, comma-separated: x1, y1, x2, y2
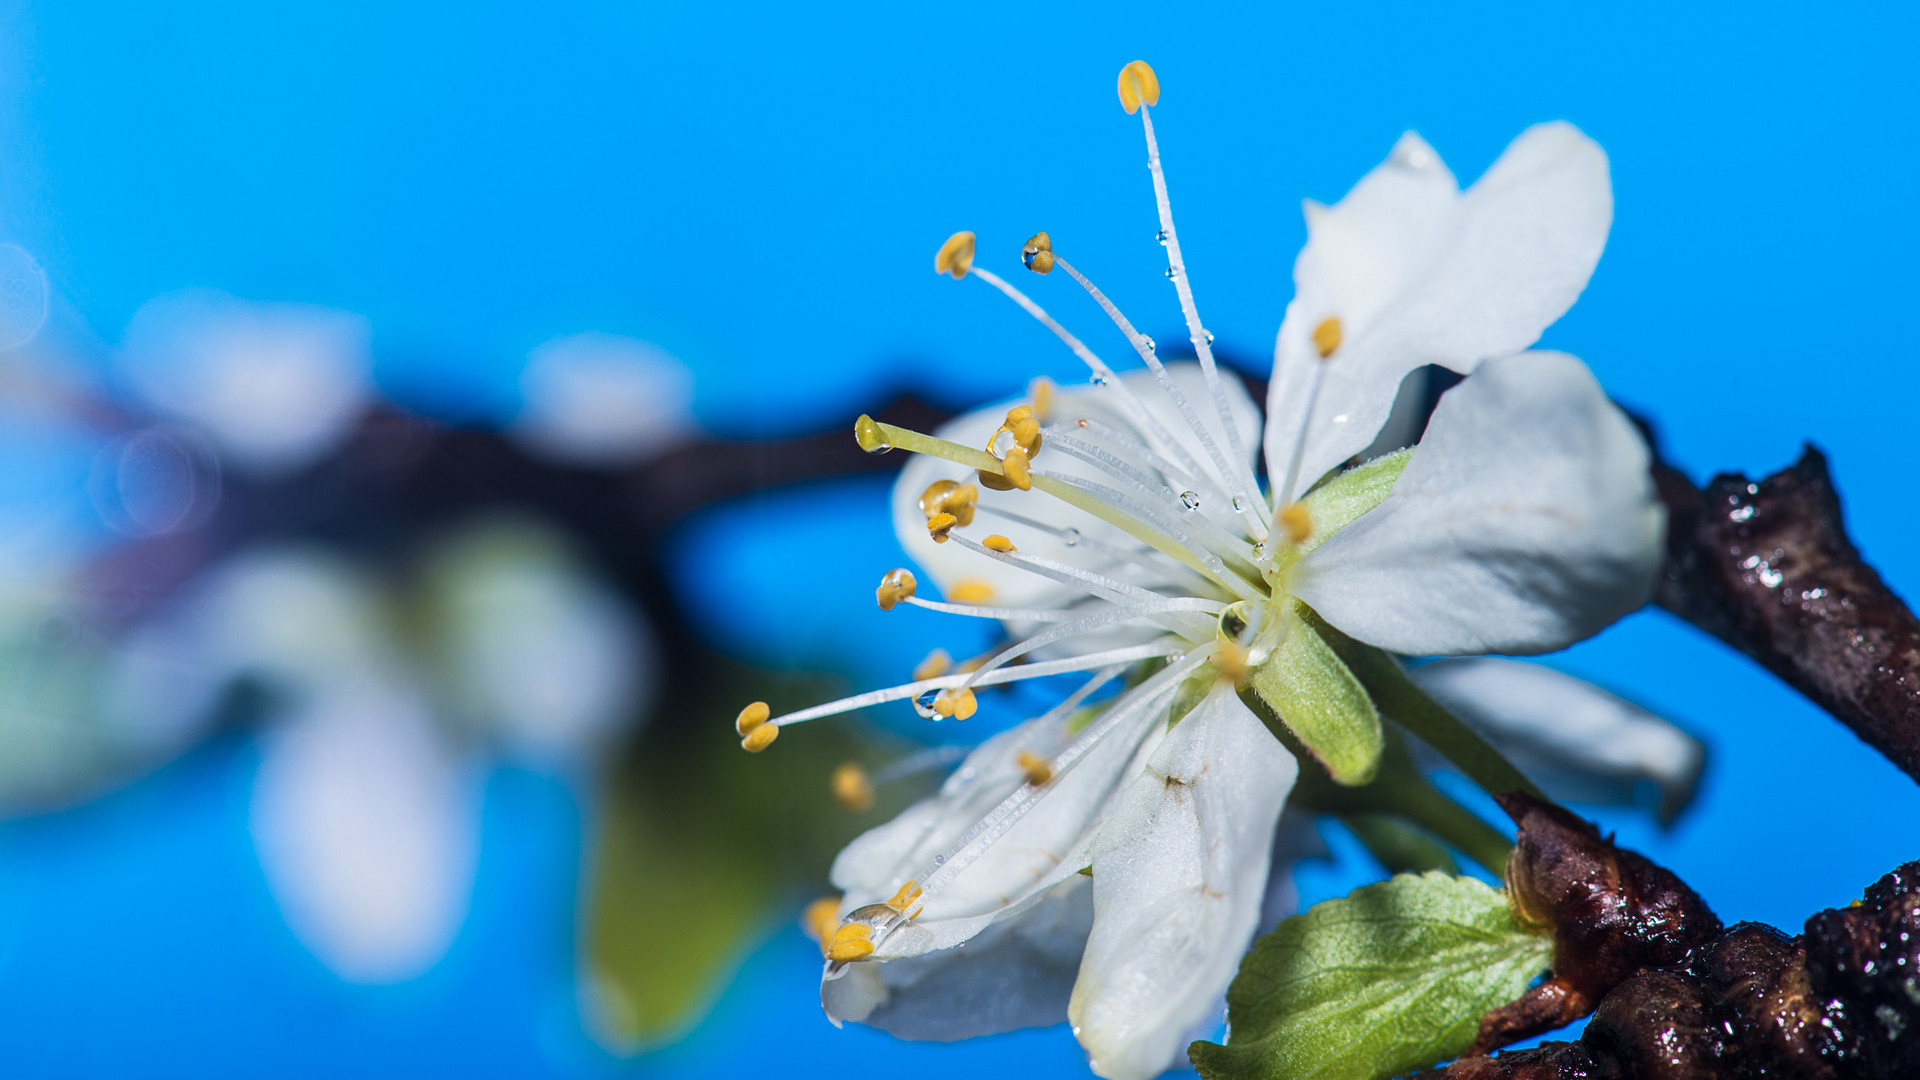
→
(511, 332, 698, 466)
(118, 290, 372, 475)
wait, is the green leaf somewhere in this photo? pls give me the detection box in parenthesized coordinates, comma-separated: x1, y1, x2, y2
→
(1249, 603, 1382, 785)
(1190, 872, 1552, 1080)
(1298, 449, 1411, 554)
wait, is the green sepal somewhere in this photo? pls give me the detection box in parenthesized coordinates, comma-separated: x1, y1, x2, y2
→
(1297, 448, 1411, 554)
(1249, 603, 1383, 785)
(1189, 872, 1552, 1080)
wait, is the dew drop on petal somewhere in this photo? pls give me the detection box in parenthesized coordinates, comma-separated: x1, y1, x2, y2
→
(1061, 527, 1080, 547)
(1179, 490, 1201, 511)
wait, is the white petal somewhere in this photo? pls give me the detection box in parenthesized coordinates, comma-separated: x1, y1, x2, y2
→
(1409, 657, 1705, 822)
(894, 363, 1258, 611)
(1069, 689, 1297, 1080)
(250, 678, 480, 983)
(1291, 351, 1663, 656)
(821, 875, 1094, 1039)
(1265, 123, 1611, 498)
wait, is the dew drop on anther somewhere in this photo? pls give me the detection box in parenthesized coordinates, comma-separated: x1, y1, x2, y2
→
(1061, 527, 1080, 547)
(912, 689, 943, 719)
(1179, 490, 1201, 511)
(988, 428, 1021, 459)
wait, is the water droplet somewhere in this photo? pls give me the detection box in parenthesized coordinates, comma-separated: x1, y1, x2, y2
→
(1252, 541, 1268, 559)
(1203, 330, 1215, 345)
(1231, 495, 1248, 513)
(1155, 229, 1168, 246)
(1138, 335, 1156, 355)
(1090, 372, 1110, 387)
(912, 689, 943, 719)
(1163, 267, 1178, 280)
(1179, 490, 1200, 511)
(932, 854, 947, 865)
(1166, 652, 1185, 665)
(1061, 527, 1080, 547)
(1204, 555, 1225, 574)
(987, 428, 1020, 459)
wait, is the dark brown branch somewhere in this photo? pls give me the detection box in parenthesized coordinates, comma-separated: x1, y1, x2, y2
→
(1654, 447, 1920, 783)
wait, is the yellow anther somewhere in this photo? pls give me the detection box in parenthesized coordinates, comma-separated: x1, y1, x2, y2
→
(1117, 60, 1160, 114)
(977, 467, 1015, 492)
(935, 230, 976, 279)
(853, 414, 890, 454)
(913, 648, 953, 681)
(876, 567, 918, 610)
(885, 880, 924, 914)
(1022, 231, 1055, 275)
(827, 922, 875, 963)
(1312, 316, 1343, 360)
(1029, 377, 1056, 424)
(802, 896, 842, 946)
(831, 762, 875, 813)
(1003, 405, 1042, 457)
(957, 652, 990, 673)
(947, 580, 994, 604)
(926, 512, 958, 543)
(983, 534, 1016, 553)
(735, 701, 771, 736)
(1000, 445, 1032, 490)
(918, 479, 977, 527)
(1280, 502, 1313, 544)
(932, 686, 978, 720)
(1017, 750, 1054, 786)
(742, 722, 780, 753)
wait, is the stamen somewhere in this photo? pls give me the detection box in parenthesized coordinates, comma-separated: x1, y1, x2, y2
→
(955, 595, 1227, 694)
(802, 896, 842, 947)
(935, 231, 975, 279)
(1017, 750, 1054, 786)
(1028, 377, 1056, 423)
(913, 648, 953, 681)
(931, 687, 978, 720)
(1312, 316, 1343, 359)
(1280, 502, 1313, 545)
(1273, 323, 1340, 508)
(827, 922, 875, 962)
(906, 595, 1088, 624)
(1029, 467, 1265, 601)
(919, 479, 979, 526)
(764, 642, 1178, 729)
(998, 445, 1032, 490)
(963, 266, 1209, 480)
(742, 723, 779, 753)
(1039, 428, 1262, 574)
(1022, 231, 1055, 275)
(927, 512, 959, 543)
(944, 532, 1179, 607)
(876, 568, 918, 610)
(832, 762, 875, 812)
(982, 534, 1017, 553)
(946, 579, 994, 604)
(1116, 60, 1160, 114)
(736, 701, 770, 736)
(1123, 63, 1272, 535)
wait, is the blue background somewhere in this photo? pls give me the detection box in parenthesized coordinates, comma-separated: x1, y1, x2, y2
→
(1, 1, 1917, 1076)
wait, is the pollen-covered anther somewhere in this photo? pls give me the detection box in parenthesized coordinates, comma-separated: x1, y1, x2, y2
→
(1028, 377, 1056, 424)
(931, 686, 978, 720)
(1000, 445, 1033, 490)
(1017, 750, 1054, 786)
(948, 580, 994, 604)
(1117, 60, 1160, 114)
(983, 534, 1016, 553)
(1001, 405, 1043, 457)
(1312, 316, 1343, 359)
(876, 567, 918, 610)
(735, 701, 770, 736)
(1280, 501, 1313, 544)
(802, 896, 842, 948)
(1214, 639, 1249, 686)
(935, 230, 976, 280)
(926, 512, 959, 543)
(827, 922, 875, 963)
(885, 880, 924, 915)
(918, 478, 978, 526)
(1022, 231, 1055, 275)
(913, 648, 953, 681)
(831, 762, 875, 813)
(741, 722, 780, 753)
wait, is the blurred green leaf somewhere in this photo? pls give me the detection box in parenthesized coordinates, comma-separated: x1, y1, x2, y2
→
(1190, 872, 1549, 1080)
